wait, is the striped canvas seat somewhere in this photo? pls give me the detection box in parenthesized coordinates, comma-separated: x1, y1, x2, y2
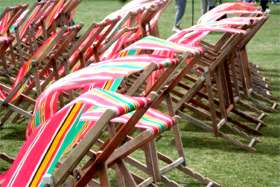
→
(31, 55, 176, 130)
(198, 2, 262, 24)
(167, 18, 250, 49)
(183, 24, 246, 35)
(83, 107, 174, 135)
(2, 88, 150, 187)
(123, 36, 203, 56)
(0, 4, 28, 36)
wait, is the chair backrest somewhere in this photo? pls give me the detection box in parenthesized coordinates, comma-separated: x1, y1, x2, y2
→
(96, 10, 143, 61)
(0, 4, 28, 36)
(14, 1, 51, 40)
(28, 36, 199, 134)
(54, 0, 80, 26)
(24, 24, 82, 93)
(0, 28, 65, 104)
(67, 16, 121, 71)
(2, 88, 150, 187)
(51, 89, 153, 186)
(28, 56, 158, 132)
(197, 2, 262, 24)
(99, 0, 170, 61)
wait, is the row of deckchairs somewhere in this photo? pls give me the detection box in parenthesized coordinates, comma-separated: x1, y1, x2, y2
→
(0, 0, 168, 127)
(0, 1, 278, 186)
(0, 0, 78, 65)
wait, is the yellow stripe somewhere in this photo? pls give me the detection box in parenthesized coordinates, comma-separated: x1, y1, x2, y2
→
(30, 102, 82, 186)
(104, 80, 113, 90)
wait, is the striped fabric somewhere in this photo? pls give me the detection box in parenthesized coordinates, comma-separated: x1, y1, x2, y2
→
(168, 30, 208, 47)
(198, 2, 262, 24)
(0, 5, 28, 36)
(102, 0, 170, 61)
(2, 88, 149, 187)
(83, 108, 174, 134)
(183, 24, 246, 34)
(0, 31, 58, 102)
(118, 36, 204, 92)
(35, 0, 65, 38)
(100, 11, 145, 61)
(17, 3, 45, 40)
(29, 55, 175, 134)
(105, 0, 156, 20)
(68, 18, 120, 69)
(123, 36, 202, 55)
(202, 17, 262, 27)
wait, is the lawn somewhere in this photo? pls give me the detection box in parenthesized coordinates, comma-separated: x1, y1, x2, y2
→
(0, 0, 279, 186)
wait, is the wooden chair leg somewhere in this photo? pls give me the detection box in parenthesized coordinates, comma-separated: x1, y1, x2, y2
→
(144, 141, 161, 183)
(115, 160, 137, 187)
(98, 165, 110, 187)
(177, 111, 256, 152)
(171, 122, 186, 166)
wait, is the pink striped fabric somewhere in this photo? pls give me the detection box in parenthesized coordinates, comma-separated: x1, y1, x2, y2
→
(198, 2, 262, 24)
(82, 108, 174, 134)
(28, 55, 176, 136)
(2, 89, 150, 187)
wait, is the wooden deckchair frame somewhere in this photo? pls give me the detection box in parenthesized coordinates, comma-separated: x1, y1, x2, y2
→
(42, 92, 156, 186)
(76, 49, 219, 186)
(229, 15, 278, 112)
(199, 33, 267, 130)
(197, 7, 278, 111)
(0, 1, 60, 72)
(21, 36, 218, 186)
(8, 0, 79, 65)
(0, 26, 82, 127)
(147, 31, 263, 152)
(0, 4, 28, 36)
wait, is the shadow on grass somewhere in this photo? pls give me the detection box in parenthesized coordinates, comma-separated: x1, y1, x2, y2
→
(258, 68, 280, 76)
(255, 142, 280, 156)
(181, 133, 280, 156)
(0, 126, 25, 141)
(181, 133, 246, 153)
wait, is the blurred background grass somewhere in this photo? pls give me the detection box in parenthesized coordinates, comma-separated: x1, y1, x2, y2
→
(0, 0, 279, 186)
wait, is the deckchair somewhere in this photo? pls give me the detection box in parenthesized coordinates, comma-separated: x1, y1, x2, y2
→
(27, 54, 180, 134)
(188, 23, 269, 125)
(133, 26, 263, 151)
(140, 0, 171, 36)
(113, 0, 170, 37)
(0, 88, 150, 187)
(167, 15, 270, 128)
(74, 97, 219, 186)
(0, 25, 81, 127)
(34, 0, 80, 39)
(3, 0, 59, 65)
(0, 4, 28, 36)
(229, 16, 278, 111)
(192, 28, 267, 138)
(68, 16, 122, 71)
(98, 0, 170, 61)
(28, 36, 218, 186)
(10, 0, 79, 61)
(2, 24, 82, 125)
(197, 2, 278, 111)
(54, 0, 80, 27)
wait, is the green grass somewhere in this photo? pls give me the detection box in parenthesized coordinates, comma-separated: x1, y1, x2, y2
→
(0, 0, 279, 186)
